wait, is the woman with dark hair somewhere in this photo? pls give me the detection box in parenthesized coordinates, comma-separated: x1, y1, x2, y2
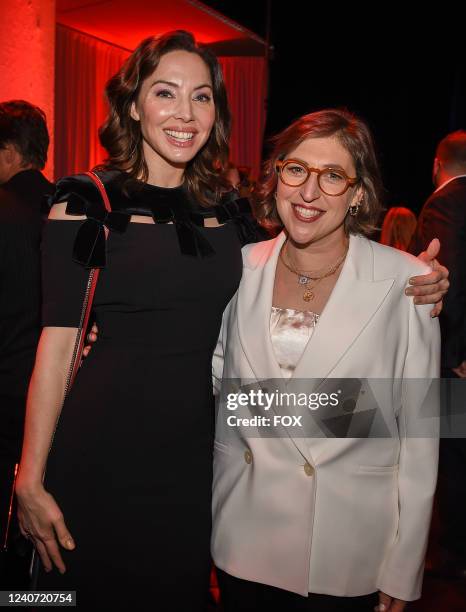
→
(212, 109, 441, 612)
(14, 30, 259, 610)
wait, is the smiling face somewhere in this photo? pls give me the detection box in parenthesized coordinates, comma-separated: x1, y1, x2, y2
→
(276, 135, 363, 247)
(130, 50, 216, 180)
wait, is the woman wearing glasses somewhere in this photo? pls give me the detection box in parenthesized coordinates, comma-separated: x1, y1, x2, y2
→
(212, 109, 440, 612)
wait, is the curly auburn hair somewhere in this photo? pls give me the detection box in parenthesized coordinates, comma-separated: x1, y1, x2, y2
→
(99, 30, 231, 206)
(254, 108, 384, 236)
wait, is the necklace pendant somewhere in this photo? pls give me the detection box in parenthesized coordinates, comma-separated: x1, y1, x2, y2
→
(298, 275, 310, 285)
(303, 288, 314, 302)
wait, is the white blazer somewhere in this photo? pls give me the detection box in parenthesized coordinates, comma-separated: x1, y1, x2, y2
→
(212, 232, 440, 601)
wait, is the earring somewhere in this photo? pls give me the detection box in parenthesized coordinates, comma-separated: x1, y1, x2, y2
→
(349, 197, 363, 217)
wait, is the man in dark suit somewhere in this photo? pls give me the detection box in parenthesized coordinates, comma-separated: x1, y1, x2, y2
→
(410, 130, 466, 578)
(0, 100, 54, 585)
(411, 130, 466, 377)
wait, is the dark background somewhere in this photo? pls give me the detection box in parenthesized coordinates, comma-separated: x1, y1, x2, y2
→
(204, 1, 466, 215)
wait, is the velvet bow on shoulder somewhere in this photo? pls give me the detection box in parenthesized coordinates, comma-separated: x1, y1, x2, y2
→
(48, 170, 264, 268)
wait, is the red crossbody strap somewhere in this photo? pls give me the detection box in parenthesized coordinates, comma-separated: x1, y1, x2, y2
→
(68, 171, 111, 389)
(85, 170, 112, 213)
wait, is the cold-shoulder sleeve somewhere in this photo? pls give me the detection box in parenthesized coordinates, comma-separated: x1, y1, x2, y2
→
(41, 220, 92, 327)
(41, 173, 129, 327)
(47, 174, 130, 269)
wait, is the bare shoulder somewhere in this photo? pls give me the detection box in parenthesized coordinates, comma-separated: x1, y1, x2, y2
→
(48, 202, 86, 221)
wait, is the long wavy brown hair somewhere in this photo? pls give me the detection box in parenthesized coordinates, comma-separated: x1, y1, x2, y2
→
(254, 108, 384, 236)
(99, 30, 231, 206)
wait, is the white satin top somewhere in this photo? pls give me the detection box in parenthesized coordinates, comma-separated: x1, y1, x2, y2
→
(270, 306, 320, 378)
(270, 305, 321, 591)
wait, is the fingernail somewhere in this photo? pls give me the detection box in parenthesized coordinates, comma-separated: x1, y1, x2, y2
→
(65, 538, 75, 549)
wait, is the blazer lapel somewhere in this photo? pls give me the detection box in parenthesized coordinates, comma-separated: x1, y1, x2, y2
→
(235, 233, 395, 465)
(290, 234, 395, 463)
(236, 232, 286, 381)
(236, 232, 305, 454)
(292, 234, 395, 381)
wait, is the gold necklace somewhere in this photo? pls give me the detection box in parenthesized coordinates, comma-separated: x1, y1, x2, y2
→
(280, 241, 348, 302)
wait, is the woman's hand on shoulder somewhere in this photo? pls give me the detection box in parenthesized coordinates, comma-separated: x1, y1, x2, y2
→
(406, 238, 449, 317)
(48, 202, 86, 221)
(16, 481, 75, 573)
(375, 591, 407, 611)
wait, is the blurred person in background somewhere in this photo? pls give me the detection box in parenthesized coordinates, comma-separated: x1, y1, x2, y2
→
(237, 165, 255, 198)
(410, 130, 466, 378)
(380, 206, 417, 252)
(410, 130, 466, 580)
(224, 162, 241, 188)
(0, 100, 53, 585)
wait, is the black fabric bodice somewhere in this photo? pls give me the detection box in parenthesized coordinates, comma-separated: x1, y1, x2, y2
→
(49, 169, 265, 268)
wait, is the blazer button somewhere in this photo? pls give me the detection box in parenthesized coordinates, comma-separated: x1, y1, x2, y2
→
(304, 462, 314, 477)
(244, 449, 253, 464)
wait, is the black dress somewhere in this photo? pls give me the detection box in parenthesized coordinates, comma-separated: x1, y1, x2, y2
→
(36, 170, 260, 610)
